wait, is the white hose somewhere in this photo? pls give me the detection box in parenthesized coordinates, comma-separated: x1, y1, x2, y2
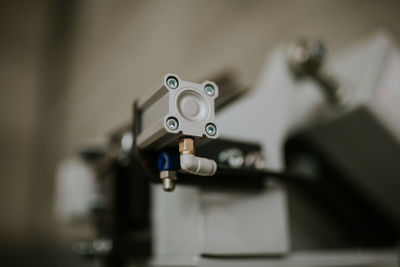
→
(180, 154, 217, 176)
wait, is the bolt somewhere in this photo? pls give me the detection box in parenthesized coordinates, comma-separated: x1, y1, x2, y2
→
(160, 170, 177, 192)
(166, 76, 179, 89)
(205, 123, 217, 136)
(204, 84, 215, 96)
(162, 178, 175, 191)
(166, 117, 179, 130)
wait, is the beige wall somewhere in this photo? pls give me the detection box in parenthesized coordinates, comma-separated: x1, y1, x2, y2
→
(0, 1, 50, 241)
(1, 0, 400, 240)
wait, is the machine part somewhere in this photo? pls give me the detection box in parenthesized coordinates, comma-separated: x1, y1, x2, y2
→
(166, 117, 179, 130)
(288, 39, 344, 105)
(204, 84, 216, 96)
(179, 137, 217, 176)
(218, 148, 244, 168)
(285, 107, 400, 246)
(180, 154, 217, 176)
(157, 151, 179, 171)
(205, 123, 217, 136)
(288, 39, 325, 73)
(166, 76, 179, 89)
(54, 158, 99, 222)
(73, 239, 113, 257)
(179, 135, 195, 155)
(160, 170, 177, 192)
(244, 151, 266, 169)
(121, 131, 133, 152)
(136, 73, 219, 149)
(283, 33, 400, 250)
(157, 151, 179, 191)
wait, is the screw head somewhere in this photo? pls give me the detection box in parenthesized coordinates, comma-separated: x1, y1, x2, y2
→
(204, 84, 215, 96)
(166, 117, 179, 130)
(205, 123, 217, 136)
(166, 76, 179, 89)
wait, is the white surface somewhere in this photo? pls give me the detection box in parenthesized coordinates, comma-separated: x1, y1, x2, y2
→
(54, 158, 98, 222)
(202, 47, 312, 256)
(151, 184, 202, 266)
(201, 184, 288, 255)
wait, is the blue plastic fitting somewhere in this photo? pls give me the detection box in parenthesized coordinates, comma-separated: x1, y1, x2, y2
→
(157, 151, 179, 171)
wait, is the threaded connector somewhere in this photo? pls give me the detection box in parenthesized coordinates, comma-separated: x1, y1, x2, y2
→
(179, 137, 195, 155)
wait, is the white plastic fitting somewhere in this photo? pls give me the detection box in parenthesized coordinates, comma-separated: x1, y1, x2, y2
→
(180, 154, 217, 176)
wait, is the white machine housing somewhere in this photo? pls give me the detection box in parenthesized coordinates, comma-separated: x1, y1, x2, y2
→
(150, 31, 399, 267)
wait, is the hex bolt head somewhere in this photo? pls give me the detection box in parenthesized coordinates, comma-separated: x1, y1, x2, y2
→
(166, 117, 179, 130)
(205, 123, 217, 136)
(166, 76, 179, 89)
(204, 84, 215, 96)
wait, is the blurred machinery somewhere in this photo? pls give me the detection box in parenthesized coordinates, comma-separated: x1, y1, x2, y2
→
(55, 32, 400, 267)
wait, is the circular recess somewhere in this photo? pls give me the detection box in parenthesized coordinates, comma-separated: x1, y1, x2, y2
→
(177, 90, 209, 121)
(166, 117, 179, 130)
(205, 123, 217, 136)
(166, 76, 179, 89)
(204, 84, 215, 96)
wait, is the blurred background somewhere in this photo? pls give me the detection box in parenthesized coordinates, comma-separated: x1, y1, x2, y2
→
(1, 0, 400, 266)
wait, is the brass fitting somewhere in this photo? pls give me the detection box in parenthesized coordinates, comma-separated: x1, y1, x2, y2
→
(179, 137, 195, 155)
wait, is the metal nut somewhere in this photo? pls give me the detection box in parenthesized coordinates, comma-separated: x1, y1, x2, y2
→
(159, 170, 177, 180)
